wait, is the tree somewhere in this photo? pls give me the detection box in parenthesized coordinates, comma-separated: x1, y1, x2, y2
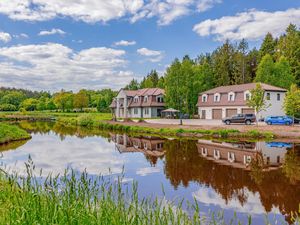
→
(259, 33, 276, 60)
(284, 84, 300, 124)
(157, 76, 165, 89)
(73, 91, 89, 111)
(247, 83, 270, 123)
(276, 24, 300, 85)
(273, 56, 295, 89)
(21, 98, 39, 111)
(53, 91, 74, 112)
(97, 97, 107, 112)
(125, 79, 139, 90)
(254, 54, 274, 84)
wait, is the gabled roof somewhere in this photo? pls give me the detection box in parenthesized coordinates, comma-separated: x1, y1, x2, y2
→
(200, 83, 286, 95)
(123, 88, 165, 97)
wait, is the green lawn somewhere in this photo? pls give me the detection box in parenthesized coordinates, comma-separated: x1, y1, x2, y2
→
(0, 123, 31, 144)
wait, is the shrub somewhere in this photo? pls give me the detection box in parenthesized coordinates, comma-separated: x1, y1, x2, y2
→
(78, 114, 94, 127)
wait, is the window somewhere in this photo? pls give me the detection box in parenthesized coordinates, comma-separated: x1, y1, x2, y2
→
(144, 108, 149, 115)
(134, 108, 138, 114)
(214, 93, 220, 102)
(277, 93, 280, 101)
(266, 93, 270, 100)
(134, 96, 139, 103)
(228, 92, 235, 101)
(144, 96, 148, 102)
(157, 96, 164, 103)
(156, 143, 163, 149)
(202, 94, 208, 102)
(244, 91, 251, 101)
(213, 149, 220, 159)
(228, 152, 235, 162)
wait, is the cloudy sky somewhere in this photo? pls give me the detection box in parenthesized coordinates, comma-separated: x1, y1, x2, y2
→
(0, 0, 299, 91)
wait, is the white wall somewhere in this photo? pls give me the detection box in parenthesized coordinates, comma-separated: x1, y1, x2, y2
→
(198, 106, 245, 119)
(258, 92, 286, 119)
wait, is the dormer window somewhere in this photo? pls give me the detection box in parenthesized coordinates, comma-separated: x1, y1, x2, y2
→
(228, 92, 235, 101)
(144, 96, 148, 102)
(157, 96, 164, 103)
(244, 90, 251, 101)
(134, 96, 139, 103)
(202, 94, 208, 102)
(214, 93, 220, 102)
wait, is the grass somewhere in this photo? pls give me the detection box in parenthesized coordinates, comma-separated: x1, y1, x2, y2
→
(1, 161, 297, 225)
(0, 123, 31, 144)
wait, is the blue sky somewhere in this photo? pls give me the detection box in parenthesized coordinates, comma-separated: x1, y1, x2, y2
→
(0, 0, 299, 92)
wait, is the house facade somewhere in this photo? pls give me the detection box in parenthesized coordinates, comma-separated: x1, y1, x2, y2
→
(197, 83, 287, 120)
(110, 88, 165, 118)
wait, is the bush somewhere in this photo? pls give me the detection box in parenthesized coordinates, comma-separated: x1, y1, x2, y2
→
(0, 104, 17, 111)
(78, 114, 94, 127)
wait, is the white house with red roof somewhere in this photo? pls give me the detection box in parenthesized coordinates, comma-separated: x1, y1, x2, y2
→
(197, 83, 287, 120)
(110, 88, 165, 118)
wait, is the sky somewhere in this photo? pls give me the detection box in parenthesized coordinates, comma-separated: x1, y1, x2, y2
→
(0, 0, 299, 92)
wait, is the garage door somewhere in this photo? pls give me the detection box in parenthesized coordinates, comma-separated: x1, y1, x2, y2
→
(226, 109, 237, 117)
(212, 109, 222, 119)
(242, 108, 255, 114)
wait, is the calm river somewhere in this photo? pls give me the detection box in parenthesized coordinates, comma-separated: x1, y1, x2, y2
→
(0, 121, 299, 225)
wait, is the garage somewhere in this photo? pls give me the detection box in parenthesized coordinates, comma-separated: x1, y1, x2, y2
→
(212, 109, 222, 119)
(226, 109, 237, 117)
(242, 108, 255, 114)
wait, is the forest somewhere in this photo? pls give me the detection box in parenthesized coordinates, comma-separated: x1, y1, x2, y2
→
(0, 24, 299, 114)
(125, 24, 300, 115)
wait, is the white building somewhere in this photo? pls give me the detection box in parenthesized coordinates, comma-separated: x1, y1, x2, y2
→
(197, 83, 287, 120)
(110, 88, 165, 119)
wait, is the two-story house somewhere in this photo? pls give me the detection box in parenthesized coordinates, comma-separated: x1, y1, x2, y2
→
(197, 83, 287, 120)
(110, 88, 165, 118)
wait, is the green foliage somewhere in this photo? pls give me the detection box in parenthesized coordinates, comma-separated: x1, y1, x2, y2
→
(21, 98, 39, 111)
(73, 90, 89, 111)
(78, 114, 94, 127)
(284, 84, 300, 119)
(0, 103, 17, 111)
(0, 123, 31, 144)
(247, 83, 270, 121)
(255, 54, 295, 89)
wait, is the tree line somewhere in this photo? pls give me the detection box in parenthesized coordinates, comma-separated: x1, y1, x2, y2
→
(0, 87, 116, 112)
(125, 24, 300, 116)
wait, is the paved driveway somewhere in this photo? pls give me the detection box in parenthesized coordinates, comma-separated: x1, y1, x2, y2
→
(145, 119, 223, 126)
(145, 119, 267, 126)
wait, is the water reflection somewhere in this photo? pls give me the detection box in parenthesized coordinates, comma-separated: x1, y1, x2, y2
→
(0, 121, 299, 224)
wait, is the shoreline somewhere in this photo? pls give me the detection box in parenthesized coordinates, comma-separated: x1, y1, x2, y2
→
(1, 112, 300, 140)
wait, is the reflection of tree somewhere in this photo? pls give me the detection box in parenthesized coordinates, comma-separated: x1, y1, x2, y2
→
(0, 139, 29, 152)
(163, 139, 300, 224)
(283, 146, 300, 184)
(249, 152, 265, 185)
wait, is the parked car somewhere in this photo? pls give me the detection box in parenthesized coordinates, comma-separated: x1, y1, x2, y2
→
(266, 142, 292, 148)
(265, 116, 293, 125)
(222, 114, 256, 125)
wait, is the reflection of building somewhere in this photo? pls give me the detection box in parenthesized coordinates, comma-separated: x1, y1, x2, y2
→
(110, 134, 165, 158)
(196, 140, 288, 170)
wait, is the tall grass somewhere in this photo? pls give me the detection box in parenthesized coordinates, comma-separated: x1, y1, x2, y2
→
(1, 159, 299, 225)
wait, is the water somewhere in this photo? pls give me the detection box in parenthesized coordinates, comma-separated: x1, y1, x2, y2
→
(0, 121, 299, 224)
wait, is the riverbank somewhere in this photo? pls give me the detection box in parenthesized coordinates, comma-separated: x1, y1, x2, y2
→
(0, 123, 31, 144)
(2, 111, 300, 139)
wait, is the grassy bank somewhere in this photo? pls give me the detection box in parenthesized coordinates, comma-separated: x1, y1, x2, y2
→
(0, 112, 274, 139)
(1, 166, 296, 225)
(0, 123, 31, 144)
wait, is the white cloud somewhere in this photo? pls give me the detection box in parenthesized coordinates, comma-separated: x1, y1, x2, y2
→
(137, 47, 164, 62)
(0, 43, 134, 91)
(0, 32, 12, 43)
(136, 167, 160, 176)
(193, 8, 300, 41)
(114, 40, 136, 46)
(197, 0, 222, 12)
(0, 0, 221, 26)
(38, 28, 66, 36)
(1, 134, 127, 176)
